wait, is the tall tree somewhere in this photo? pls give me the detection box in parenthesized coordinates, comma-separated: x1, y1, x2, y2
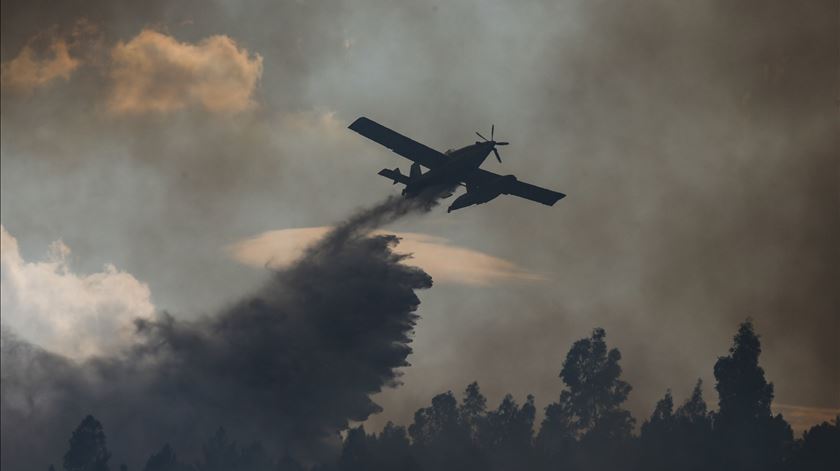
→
(714, 320, 774, 424)
(539, 328, 635, 440)
(537, 328, 635, 470)
(712, 320, 792, 471)
(63, 415, 111, 471)
(459, 382, 487, 443)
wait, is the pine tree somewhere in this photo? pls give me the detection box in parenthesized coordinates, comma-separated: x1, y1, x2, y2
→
(712, 320, 792, 471)
(714, 320, 774, 424)
(62, 415, 111, 471)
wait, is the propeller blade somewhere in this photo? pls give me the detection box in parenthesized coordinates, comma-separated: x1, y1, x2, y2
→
(476, 131, 488, 141)
(493, 148, 502, 163)
(495, 141, 510, 146)
(491, 124, 495, 140)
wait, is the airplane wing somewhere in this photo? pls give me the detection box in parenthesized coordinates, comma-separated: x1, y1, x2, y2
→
(469, 169, 566, 206)
(505, 179, 566, 206)
(349, 117, 448, 169)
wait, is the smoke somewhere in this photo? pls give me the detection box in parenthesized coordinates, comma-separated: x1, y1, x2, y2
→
(2, 0, 836, 457)
(0, 192, 446, 470)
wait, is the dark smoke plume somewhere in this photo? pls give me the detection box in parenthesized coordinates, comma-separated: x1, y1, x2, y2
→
(0, 191, 447, 470)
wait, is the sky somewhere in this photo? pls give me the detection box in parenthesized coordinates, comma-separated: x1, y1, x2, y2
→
(1, 0, 837, 455)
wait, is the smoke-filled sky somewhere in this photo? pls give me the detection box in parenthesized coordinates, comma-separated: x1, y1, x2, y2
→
(1, 0, 837, 463)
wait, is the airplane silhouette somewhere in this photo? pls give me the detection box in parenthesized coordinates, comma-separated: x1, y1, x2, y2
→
(349, 117, 565, 212)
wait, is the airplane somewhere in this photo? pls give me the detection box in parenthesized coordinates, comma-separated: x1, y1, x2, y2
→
(348, 117, 566, 212)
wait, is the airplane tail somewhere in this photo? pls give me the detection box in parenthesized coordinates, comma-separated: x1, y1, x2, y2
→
(377, 167, 411, 185)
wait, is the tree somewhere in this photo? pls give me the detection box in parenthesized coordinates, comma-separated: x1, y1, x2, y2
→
(788, 416, 840, 471)
(676, 380, 710, 424)
(459, 382, 487, 443)
(638, 382, 715, 471)
(560, 328, 634, 439)
(641, 390, 675, 440)
(374, 422, 417, 471)
(409, 391, 481, 470)
(143, 444, 191, 471)
(643, 390, 675, 435)
(535, 400, 576, 464)
(479, 394, 536, 470)
(639, 390, 676, 471)
(63, 415, 111, 471)
(338, 426, 373, 471)
(714, 320, 774, 424)
(338, 424, 417, 471)
(672, 380, 714, 470)
(195, 428, 272, 471)
(537, 328, 635, 470)
(712, 320, 792, 471)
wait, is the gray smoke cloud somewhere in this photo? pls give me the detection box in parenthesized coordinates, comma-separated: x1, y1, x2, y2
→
(0, 193, 447, 470)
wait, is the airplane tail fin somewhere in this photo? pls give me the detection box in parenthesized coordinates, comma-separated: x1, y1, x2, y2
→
(378, 168, 411, 185)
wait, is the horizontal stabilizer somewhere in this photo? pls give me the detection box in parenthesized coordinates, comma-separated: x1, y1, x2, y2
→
(378, 168, 411, 185)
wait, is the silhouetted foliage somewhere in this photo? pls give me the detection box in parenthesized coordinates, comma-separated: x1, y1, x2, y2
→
(536, 327, 635, 470)
(712, 320, 792, 471)
(789, 417, 840, 471)
(460, 382, 488, 441)
(47, 322, 837, 471)
(409, 391, 481, 470)
(638, 381, 714, 471)
(142, 444, 190, 471)
(192, 428, 274, 471)
(63, 415, 111, 471)
(478, 394, 536, 470)
(338, 423, 418, 471)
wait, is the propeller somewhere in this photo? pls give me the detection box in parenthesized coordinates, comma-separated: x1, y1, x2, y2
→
(475, 124, 509, 163)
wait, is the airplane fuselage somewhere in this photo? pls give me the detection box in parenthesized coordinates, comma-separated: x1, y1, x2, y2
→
(403, 141, 494, 196)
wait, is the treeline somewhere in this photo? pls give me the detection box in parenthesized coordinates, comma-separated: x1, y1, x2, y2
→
(50, 321, 838, 471)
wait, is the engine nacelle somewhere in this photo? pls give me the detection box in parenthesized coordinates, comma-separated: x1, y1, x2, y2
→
(447, 175, 517, 212)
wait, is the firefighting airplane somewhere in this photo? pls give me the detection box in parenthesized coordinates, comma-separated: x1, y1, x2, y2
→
(349, 117, 565, 212)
